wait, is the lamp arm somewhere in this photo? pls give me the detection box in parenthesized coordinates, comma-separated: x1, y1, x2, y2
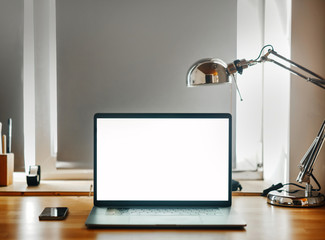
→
(296, 121, 325, 184)
(259, 50, 325, 89)
(269, 50, 325, 80)
(227, 46, 325, 89)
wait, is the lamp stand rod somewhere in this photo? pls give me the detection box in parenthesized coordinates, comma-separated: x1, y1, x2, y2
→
(270, 50, 325, 80)
(260, 50, 325, 89)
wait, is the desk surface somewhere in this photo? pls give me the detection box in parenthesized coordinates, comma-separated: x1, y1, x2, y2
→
(0, 173, 267, 196)
(0, 196, 324, 240)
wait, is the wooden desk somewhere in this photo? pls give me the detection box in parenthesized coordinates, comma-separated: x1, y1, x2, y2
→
(0, 196, 324, 240)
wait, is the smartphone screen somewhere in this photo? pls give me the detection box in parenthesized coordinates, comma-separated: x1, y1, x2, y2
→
(39, 207, 68, 220)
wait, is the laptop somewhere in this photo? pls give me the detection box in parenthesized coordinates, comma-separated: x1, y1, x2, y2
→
(85, 113, 246, 228)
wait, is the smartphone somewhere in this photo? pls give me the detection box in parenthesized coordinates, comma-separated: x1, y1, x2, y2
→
(39, 207, 69, 220)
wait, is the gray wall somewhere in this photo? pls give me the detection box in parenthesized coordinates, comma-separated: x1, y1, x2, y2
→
(0, 0, 24, 171)
(56, 0, 237, 168)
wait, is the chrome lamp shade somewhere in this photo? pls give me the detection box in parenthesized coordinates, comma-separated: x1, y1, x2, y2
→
(186, 58, 229, 87)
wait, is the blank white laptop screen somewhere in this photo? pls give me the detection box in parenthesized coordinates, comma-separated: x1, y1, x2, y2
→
(96, 117, 229, 201)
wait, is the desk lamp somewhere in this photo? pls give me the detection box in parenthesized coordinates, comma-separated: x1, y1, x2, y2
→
(186, 45, 325, 207)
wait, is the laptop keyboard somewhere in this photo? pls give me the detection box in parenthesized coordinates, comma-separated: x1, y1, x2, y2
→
(106, 207, 222, 216)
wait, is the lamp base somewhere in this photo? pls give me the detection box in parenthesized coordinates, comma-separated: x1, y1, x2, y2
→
(267, 190, 325, 207)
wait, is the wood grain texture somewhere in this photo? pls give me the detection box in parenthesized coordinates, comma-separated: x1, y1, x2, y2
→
(0, 196, 324, 240)
(0, 154, 14, 186)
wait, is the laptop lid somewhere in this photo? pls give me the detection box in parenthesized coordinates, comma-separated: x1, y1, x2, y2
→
(94, 113, 232, 207)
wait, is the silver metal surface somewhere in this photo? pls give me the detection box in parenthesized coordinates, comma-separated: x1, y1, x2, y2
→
(186, 58, 229, 87)
(267, 190, 325, 208)
(226, 59, 249, 75)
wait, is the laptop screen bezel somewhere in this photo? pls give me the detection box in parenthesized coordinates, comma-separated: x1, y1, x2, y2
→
(93, 113, 232, 207)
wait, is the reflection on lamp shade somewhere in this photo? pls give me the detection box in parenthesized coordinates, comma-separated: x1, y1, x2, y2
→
(186, 58, 230, 87)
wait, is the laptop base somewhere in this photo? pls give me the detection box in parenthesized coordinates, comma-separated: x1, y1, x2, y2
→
(85, 206, 246, 228)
